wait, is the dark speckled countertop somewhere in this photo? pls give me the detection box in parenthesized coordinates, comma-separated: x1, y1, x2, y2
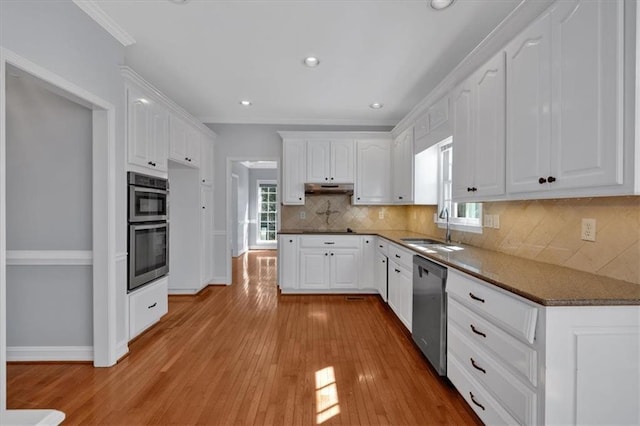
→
(279, 229, 640, 306)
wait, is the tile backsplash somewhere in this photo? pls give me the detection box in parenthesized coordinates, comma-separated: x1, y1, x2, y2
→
(282, 195, 640, 285)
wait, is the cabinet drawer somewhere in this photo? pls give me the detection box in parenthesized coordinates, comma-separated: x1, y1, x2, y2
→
(299, 235, 361, 249)
(449, 298, 537, 386)
(388, 243, 413, 270)
(448, 270, 538, 343)
(448, 354, 519, 426)
(376, 238, 389, 256)
(129, 277, 168, 339)
(448, 323, 537, 425)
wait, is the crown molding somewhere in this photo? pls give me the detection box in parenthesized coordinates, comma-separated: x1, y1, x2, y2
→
(72, 0, 136, 47)
(198, 116, 398, 127)
(121, 66, 217, 139)
(277, 131, 391, 140)
(391, 0, 554, 137)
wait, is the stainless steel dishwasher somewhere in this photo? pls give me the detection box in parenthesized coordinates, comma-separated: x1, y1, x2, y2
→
(412, 255, 448, 376)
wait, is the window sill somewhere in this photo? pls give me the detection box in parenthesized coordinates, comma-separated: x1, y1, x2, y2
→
(437, 221, 483, 235)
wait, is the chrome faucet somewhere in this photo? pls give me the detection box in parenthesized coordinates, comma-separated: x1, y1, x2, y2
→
(439, 207, 451, 243)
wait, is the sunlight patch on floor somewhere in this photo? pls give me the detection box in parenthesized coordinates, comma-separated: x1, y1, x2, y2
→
(315, 366, 340, 424)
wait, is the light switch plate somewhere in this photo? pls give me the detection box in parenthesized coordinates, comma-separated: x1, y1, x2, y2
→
(493, 215, 500, 229)
(300, 211, 306, 220)
(484, 214, 493, 228)
(379, 210, 384, 220)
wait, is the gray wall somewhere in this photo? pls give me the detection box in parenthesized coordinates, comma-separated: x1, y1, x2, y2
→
(248, 168, 278, 248)
(1, 0, 128, 350)
(206, 123, 392, 281)
(6, 73, 93, 347)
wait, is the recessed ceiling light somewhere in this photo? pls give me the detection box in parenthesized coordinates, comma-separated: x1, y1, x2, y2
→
(430, 0, 454, 10)
(303, 57, 320, 67)
(369, 102, 384, 109)
(239, 100, 252, 107)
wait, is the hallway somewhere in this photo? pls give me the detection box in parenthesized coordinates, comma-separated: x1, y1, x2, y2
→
(7, 250, 478, 425)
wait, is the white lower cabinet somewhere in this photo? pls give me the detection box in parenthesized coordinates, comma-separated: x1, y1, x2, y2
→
(278, 236, 298, 290)
(374, 250, 388, 302)
(387, 242, 414, 331)
(129, 277, 168, 340)
(447, 269, 640, 425)
(360, 236, 376, 290)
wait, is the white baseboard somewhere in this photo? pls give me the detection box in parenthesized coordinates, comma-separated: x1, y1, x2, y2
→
(168, 288, 201, 295)
(249, 245, 277, 250)
(116, 341, 129, 361)
(211, 276, 230, 285)
(7, 346, 93, 362)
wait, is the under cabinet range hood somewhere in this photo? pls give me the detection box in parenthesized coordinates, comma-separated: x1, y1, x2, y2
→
(304, 183, 354, 195)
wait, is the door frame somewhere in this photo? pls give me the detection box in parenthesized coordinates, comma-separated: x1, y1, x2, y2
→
(225, 157, 279, 284)
(0, 48, 118, 407)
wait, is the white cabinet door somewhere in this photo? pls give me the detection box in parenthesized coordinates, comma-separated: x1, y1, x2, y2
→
(330, 140, 355, 183)
(397, 264, 413, 332)
(306, 140, 331, 183)
(359, 236, 375, 290)
(330, 249, 359, 289)
(278, 236, 298, 290)
(451, 81, 474, 199)
(200, 137, 214, 186)
(200, 186, 213, 286)
(375, 250, 388, 302)
(505, 12, 553, 193)
(388, 259, 402, 317)
(282, 139, 306, 205)
(150, 102, 169, 172)
(549, 0, 623, 191)
(128, 89, 152, 168)
(186, 127, 201, 168)
(392, 128, 414, 204)
(354, 139, 391, 204)
(299, 250, 329, 289)
(169, 113, 189, 164)
(472, 52, 505, 199)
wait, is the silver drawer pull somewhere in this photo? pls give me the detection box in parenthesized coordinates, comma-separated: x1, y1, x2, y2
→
(470, 358, 486, 374)
(469, 392, 486, 411)
(148, 302, 157, 309)
(470, 324, 486, 338)
(469, 292, 485, 303)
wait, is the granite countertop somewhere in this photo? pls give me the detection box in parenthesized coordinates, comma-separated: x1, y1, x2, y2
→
(279, 229, 640, 306)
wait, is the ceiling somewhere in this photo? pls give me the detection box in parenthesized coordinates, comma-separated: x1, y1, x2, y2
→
(82, 0, 522, 126)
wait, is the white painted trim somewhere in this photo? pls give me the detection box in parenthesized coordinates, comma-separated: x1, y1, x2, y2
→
(392, 0, 554, 137)
(6, 346, 93, 362)
(121, 66, 217, 139)
(71, 0, 135, 46)
(115, 341, 128, 362)
(212, 230, 227, 236)
(277, 131, 392, 140)
(200, 116, 398, 127)
(249, 245, 277, 250)
(210, 276, 230, 285)
(2, 409, 65, 425)
(0, 48, 118, 377)
(6, 250, 93, 266)
(115, 252, 128, 263)
(226, 157, 280, 286)
(168, 288, 203, 295)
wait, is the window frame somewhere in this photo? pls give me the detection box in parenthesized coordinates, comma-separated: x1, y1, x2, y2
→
(436, 138, 483, 234)
(256, 179, 278, 243)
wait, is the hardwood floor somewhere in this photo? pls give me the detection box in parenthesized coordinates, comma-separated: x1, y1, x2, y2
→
(7, 250, 480, 425)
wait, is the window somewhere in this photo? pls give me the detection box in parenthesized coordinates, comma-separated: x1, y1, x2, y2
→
(437, 137, 482, 232)
(257, 181, 277, 242)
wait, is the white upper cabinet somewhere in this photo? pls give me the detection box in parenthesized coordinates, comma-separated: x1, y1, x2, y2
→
(282, 138, 306, 205)
(452, 51, 506, 201)
(127, 85, 169, 173)
(506, 0, 624, 196)
(392, 127, 415, 203)
(200, 137, 214, 186)
(354, 139, 392, 204)
(169, 113, 201, 168)
(306, 139, 354, 183)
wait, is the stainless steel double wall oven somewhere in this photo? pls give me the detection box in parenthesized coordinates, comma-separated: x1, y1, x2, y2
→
(128, 172, 169, 292)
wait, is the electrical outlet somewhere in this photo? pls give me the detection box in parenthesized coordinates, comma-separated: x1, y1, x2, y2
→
(493, 215, 500, 229)
(484, 214, 493, 228)
(581, 218, 596, 241)
(433, 213, 438, 223)
(300, 211, 306, 220)
(378, 210, 384, 220)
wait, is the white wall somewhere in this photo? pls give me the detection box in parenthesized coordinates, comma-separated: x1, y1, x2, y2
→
(231, 162, 249, 256)
(0, 0, 128, 360)
(248, 168, 278, 249)
(206, 123, 392, 283)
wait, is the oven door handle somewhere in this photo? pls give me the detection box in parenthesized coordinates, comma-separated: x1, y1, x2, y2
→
(130, 223, 168, 231)
(132, 186, 168, 195)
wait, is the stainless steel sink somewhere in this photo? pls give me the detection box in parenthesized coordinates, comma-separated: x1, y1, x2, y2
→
(401, 238, 463, 253)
